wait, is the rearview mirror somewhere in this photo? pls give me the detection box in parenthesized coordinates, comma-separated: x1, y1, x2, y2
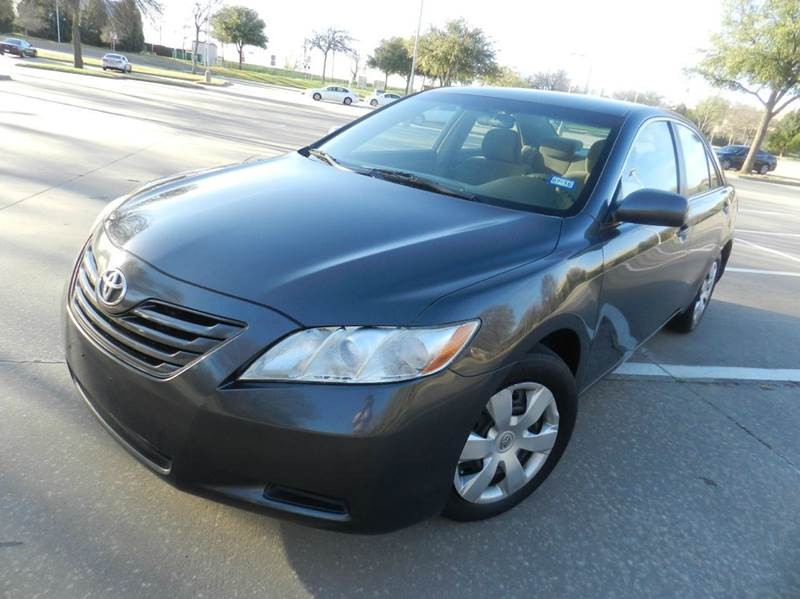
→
(614, 189, 688, 227)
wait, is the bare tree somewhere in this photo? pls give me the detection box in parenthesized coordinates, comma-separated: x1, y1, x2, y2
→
(348, 48, 360, 86)
(191, 0, 222, 74)
(306, 27, 352, 82)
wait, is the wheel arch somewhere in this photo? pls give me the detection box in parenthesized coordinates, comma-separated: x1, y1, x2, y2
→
(523, 315, 590, 379)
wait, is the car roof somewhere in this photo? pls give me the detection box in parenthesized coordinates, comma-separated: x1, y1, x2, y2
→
(4, 38, 22, 43)
(422, 86, 670, 120)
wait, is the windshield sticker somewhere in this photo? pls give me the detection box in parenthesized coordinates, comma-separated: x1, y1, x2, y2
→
(548, 176, 576, 190)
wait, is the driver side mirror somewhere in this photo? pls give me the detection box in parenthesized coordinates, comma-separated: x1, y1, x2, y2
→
(614, 188, 688, 228)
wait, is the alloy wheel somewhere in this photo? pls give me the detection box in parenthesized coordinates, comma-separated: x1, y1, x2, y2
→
(692, 261, 719, 326)
(454, 382, 559, 504)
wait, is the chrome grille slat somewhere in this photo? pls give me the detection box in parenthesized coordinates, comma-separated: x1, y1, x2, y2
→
(73, 283, 199, 366)
(132, 304, 240, 340)
(69, 244, 245, 377)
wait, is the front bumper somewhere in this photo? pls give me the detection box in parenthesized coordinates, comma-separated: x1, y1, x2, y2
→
(64, 240, 504, 532)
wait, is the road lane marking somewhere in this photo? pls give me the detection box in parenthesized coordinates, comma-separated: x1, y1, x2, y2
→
(613, 362, 800, 382)
(739, 209, 798, 217)
(726, 267, 800, 278)
(737, 229, 800, 238)
(735, 238, 800, 264)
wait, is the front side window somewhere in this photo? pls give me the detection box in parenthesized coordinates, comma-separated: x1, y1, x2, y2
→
(676, 125, 711, 196)
(316, 92, 621, 215)
(619, 121, 678, 200)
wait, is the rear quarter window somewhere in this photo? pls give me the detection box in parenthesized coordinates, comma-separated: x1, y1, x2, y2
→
(676, 125, 711, 197)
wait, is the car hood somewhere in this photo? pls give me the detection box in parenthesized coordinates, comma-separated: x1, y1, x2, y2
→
(103, 154, 561, 325)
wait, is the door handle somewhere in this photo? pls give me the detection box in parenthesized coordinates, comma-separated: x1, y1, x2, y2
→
(677, 224, 690, 242)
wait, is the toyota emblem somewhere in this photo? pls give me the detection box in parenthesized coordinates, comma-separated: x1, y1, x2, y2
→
(96, 268, 127, 307)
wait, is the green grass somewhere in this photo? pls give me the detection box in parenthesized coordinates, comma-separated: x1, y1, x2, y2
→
(16, 61, 116, 79)
(35, 48, 226, 85)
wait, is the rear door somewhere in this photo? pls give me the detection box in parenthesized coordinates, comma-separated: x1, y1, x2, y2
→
(673, 123, 731, 296)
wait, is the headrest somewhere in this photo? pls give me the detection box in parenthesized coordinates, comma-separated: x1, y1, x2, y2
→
(587, 140, 605, 171)
(520, 145, 545, 171)
(482, 128, 521, 163)
(539, 137, 583, 161)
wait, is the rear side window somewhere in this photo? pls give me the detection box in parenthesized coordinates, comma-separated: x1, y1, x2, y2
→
(676, 125, 711, 196)
(619, 121, 678, 200)
(707, 152, 722, 189)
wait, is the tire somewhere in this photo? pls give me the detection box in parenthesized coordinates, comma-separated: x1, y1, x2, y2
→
(667, 258, 720, 333)
(370, 99, 378, 107)
(758, 163, 769, 175)
(102, 67, 107, 71)
(343, 96, 352, 105)
(720, 159, 731, 170)
(443, 350, 577, 522)
(312, 92, 321, 101)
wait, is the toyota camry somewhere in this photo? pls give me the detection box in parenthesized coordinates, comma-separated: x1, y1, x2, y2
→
(64, 88, 735, 532)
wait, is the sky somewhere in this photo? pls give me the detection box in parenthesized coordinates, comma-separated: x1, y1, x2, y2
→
(143, 0, 728, 105)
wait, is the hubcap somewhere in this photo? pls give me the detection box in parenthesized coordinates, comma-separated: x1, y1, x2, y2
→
(454, 382, 559, 504)
(692, 260, 719, 326)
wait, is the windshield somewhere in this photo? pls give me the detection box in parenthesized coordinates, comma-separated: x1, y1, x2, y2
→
(314, 91, 621, 215)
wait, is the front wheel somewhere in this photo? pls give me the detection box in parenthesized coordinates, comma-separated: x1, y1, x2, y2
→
(667, 258, 720, 333)
(312, 92, 321, 101)
(758, 163, 769, 175)
(720, 159, 731, 170)
(443, 350, 577, 521)
(370, 99, 378, 107)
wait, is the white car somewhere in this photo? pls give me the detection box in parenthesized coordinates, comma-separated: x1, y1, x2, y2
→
(101, 53, 132, 73)
(367, 92, 402, 107)
(307, 85, 359, 105)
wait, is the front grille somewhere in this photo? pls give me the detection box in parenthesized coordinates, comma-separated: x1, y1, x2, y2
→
(70, 245, 244, 377)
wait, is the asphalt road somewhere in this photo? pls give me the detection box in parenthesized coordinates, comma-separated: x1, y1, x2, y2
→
(1, 58, 799, 598)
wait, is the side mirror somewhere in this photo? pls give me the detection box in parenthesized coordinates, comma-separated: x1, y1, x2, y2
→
(614, 188, 688, 227)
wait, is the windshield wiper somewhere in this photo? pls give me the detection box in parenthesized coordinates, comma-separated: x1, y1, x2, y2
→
(307, 148, 352, 171)
(367, 168, 479, 202)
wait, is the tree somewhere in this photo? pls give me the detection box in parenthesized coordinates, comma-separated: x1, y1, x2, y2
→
(416, 19, 497, 86)
(348, 47, 360, 86)
(81, 0, 109, 47)
(722, 103, 762, 144)
(109, 0, 144, 51)
(190, 0, 221, 74)
(15, 0, 47, 34)
(766, 111, 800, 155)
(695, 0, 800, 173)
(66, 0, 158, 68)
(307, 27, 352, 82)
(486, 66, 527, 88)
(687, 96, 731, 137)
(212, 6, 267, 69)
(527, 70, 571, 92)
(367, 37, 411, 89)
(612, 89, 665, 107)
(0, 0, 14, 32)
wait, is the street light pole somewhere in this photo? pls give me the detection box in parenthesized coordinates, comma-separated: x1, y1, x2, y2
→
(407, 0, 424, 94)
(55, 0, 61, 44)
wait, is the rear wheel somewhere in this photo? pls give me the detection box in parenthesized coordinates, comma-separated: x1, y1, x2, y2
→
(312, 92, 321, 101)
(370, 99, 378, 107)
(667, 258, 719, 333)
(443, 351, 577, 521)
(343, 96, 352, 105)
(758, 163, 769, 175)
(720, 159, 731, 170)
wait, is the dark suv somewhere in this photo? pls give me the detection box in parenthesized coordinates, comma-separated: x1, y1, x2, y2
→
(715, 144, 777, 174)
(65, 89, 736, 532)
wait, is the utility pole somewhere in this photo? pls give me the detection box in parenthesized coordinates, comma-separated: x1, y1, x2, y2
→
(204, 0, 211, 83)
(407, 0, 424, 94)
(55, 0, 61, 44)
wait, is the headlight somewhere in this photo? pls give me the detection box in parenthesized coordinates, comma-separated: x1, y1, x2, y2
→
(239, 321, 480, 383)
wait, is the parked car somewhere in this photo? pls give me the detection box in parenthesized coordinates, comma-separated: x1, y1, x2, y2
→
(65, 88, 735, 533)
(715, 144, 777, 174)
(0, 38, 37, 57)
(101, 53, 132, 73)
(306, 85, 359, 105)
(367, 91, 402, 107)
